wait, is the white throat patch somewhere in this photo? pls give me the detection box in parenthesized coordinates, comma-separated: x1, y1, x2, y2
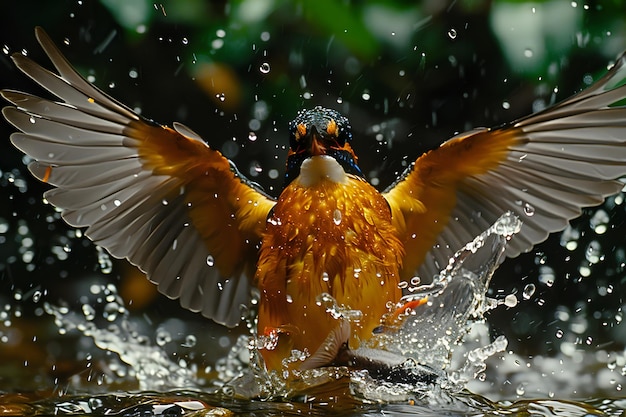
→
(296, 155, 348, 187)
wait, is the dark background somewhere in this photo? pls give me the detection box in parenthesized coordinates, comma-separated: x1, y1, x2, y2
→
(1, 0, 626, 389)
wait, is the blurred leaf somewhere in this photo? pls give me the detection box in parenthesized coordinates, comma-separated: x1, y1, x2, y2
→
(158, 0, 213, 25)
(362, 3, 420, 51)
(232, 0, 277, 23)
(99, 0, 153, 30)
(301, 0, 380, 58)
(193, 61, 243, 111)
(489, 0, 581, 76)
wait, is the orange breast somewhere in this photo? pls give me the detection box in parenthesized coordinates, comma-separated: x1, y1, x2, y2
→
(255, 174, 404, 370)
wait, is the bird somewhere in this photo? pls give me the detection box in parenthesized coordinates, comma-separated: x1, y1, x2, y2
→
(3, 27, 626, 374)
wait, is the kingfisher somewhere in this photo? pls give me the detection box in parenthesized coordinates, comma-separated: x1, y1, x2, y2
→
(4, 28, 626, 373)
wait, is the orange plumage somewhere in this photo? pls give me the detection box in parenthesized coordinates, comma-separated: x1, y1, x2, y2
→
(256, 159, 403, 369)
(4, 28, 626, 374)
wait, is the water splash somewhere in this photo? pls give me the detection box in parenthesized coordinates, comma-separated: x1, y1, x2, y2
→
(4, 205, 626, 410)
(375, 213, 520, 359)
(218, 212, 522, 401)
(343, 212, 521, 401)
(44, 284, 199, 392)
(0, 210, 523, 403)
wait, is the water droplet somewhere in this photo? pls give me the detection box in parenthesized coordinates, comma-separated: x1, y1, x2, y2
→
(560, 225, 580, 251)
(585, 240, 601, 264)
(579, 265, 592, 277)
(538, 265, 555, 287)
(183, 334, 196, 348)
(504, 294, 518, 307)
(128, 68, 139, 79)
(103, 303, 119, 321)
(88, 398, 104, 409)
(447, 28, 457, 39)
(96, 246, 113, 274)
(522, 283, 536, 300)
(333, 209, 342, 225)
(524, 48, 534, 58)
(523, 202, 535, 216)
(248, 162, 262, 177)
(206, 255, 215, 267)
(156, 328, 172, 346)
(590, 209, 609, 234)
(248, 132, 257, 142)
(259, 62, 271, 74)
(82, 304, 96, 321)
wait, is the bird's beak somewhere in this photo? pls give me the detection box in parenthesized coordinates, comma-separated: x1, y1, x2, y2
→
(307, 126, 326, 156)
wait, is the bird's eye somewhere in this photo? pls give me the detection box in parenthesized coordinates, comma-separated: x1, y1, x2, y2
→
(331, 119, 351, 147)
(289, 122, 308, 151)
(296, 123, 307, 141)
(326, 119, 338, 137)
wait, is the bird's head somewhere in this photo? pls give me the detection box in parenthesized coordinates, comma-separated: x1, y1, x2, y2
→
(284, 106, 363, 187)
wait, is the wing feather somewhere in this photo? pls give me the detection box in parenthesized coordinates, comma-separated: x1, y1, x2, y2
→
(28, 159, 143, 188)
(2, 27, 275, 326)
(385, 52, 626, 282)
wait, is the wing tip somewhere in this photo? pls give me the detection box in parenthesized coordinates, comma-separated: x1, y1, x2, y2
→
(34, 26, 45, 39)
(34, 26, 55, 54)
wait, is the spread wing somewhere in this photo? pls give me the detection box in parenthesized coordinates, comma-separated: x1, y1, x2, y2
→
(2, 27, 276, 326)
(384, 52, 626, 282)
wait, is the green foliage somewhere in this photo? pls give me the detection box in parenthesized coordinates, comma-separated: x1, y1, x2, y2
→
(100, 0, 152, 29)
